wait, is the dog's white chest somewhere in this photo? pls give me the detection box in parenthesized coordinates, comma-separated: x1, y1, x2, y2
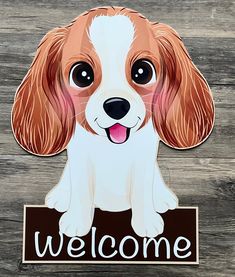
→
(67, 121, 158, 211)
(91, 142, 134, 211)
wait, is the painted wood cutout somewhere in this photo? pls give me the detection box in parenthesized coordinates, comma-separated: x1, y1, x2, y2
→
(11, 6, 214, 264)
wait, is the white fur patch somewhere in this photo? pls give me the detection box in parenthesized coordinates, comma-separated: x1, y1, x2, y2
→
(88, 15, 135, 91)
(89, 15, 134, 76)
(86, 15, 146, 135)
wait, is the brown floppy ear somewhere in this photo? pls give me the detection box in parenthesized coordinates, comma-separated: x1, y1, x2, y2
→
(151, 23, 215, 149)
(11, 27, 75, 155)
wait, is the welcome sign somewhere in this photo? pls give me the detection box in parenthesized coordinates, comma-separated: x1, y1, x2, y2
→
(12, 6, 214, 266)
(23, 206, 198, 264)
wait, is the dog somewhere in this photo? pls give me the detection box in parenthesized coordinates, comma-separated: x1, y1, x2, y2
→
(11, 6, 214, 238)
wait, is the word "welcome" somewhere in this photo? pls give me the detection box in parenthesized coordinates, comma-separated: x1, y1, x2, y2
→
(35, 227, 192, 260)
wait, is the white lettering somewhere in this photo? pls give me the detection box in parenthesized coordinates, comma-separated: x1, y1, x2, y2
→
(119, 236, 139, 259)
(143, 237, 170, 259)
(67, 237, 85, 258)
(91, 227, 96, 258)
(33, 230, 193, 260)
(34, 231, 63, 257)
(98, 235, 117, 258)
(174, 236, 191, 259)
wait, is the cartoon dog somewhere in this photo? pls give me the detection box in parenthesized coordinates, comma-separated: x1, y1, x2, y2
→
(12, 7, 214, 238)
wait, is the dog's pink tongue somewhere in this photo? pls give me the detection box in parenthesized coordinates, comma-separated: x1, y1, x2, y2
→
(109, 124, 127, 143)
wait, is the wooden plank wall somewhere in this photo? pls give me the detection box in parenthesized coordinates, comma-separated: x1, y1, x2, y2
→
(0, 0, 234, 276)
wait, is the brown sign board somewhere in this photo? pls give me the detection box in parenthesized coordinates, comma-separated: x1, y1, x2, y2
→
(23, 206, 198, 264)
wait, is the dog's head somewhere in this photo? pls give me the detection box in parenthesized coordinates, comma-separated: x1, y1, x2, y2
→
(12, 6, 214, 155)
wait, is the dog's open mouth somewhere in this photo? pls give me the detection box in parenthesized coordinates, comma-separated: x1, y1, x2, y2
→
(105, 124, 130, 144)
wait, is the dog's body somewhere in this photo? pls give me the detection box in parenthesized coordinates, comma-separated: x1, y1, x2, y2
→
(12, 7, 214, 238)
(46, 120, 177, 237)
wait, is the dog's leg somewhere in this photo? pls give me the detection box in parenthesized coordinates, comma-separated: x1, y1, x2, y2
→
(131, 161, 165, 238)
(59, 152, 94, 237)
(45, 162, 71, 212)
(153, 165, 178, 213)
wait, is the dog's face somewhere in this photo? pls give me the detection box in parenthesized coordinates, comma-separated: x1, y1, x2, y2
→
(12, 7, 215, 154)
(64, 14, 151, 144)
(62, 12, 162, 145)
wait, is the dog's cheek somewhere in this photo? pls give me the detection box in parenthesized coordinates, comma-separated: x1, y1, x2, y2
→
(84, 95, 102, 133)
(143, 95, 152, 121)
(137, 93, 149, 122)
(137, 92, 154, 127)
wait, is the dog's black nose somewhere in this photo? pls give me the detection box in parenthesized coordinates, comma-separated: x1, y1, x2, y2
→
(103, 97, 130, 120)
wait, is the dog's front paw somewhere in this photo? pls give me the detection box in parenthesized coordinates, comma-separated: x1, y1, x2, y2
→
(154, 188, 178, 214)
(131, 212, 164, 238)
(45, 185, 70, 213)
(59, 211, 92, 237)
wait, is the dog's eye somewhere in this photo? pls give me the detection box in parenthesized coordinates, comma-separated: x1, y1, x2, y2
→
(69, 62, 94, 88)
(131, 59, 156, 85)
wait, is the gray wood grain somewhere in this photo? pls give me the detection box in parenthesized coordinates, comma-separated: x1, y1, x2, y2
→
(0, 0, 234, 38)
(0, 0, 234, 276)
